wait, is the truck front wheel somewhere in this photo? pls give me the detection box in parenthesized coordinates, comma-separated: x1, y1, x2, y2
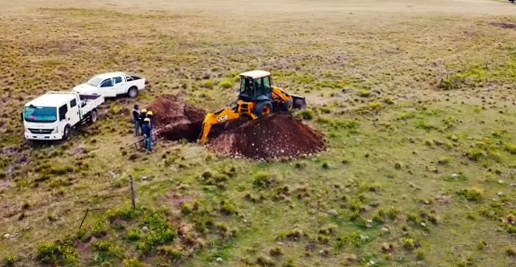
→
(128, 86, 139, 98)
(62, 125, 71, 141)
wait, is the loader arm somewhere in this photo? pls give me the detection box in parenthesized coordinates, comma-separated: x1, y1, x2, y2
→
(198, 108, 242, 144)
(272, 86, 307, 110)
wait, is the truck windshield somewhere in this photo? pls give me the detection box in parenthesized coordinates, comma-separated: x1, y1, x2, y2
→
(24, 106, 57, 123)
(86, 76, 103, 87)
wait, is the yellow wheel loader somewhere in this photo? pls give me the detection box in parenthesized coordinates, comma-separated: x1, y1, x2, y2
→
(198, 70, 307, 144)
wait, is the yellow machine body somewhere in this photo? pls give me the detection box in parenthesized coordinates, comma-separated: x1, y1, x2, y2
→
(198, 70, 307, 144)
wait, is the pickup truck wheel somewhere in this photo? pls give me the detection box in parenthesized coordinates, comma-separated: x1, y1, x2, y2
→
(89, 109, 98, 124)
(128, 87, 139, 98)
(62, 125, 71, 141)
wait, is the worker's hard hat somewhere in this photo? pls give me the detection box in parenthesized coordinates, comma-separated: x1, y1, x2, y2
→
(144, 118, 150, 122)
(147, 111, 153, 116)
(141, 108, 147, 113)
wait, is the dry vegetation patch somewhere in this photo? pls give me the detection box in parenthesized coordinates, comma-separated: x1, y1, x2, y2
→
(1, 0, 516, 266)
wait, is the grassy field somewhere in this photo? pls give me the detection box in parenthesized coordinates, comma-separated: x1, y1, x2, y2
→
(2, 0, 516, 266)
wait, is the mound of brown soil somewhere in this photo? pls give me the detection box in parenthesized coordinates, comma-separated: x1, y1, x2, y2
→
(207, 113, 326, 160)
(146, 95, 206, 142)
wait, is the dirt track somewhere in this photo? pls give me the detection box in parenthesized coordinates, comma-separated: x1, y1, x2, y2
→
(1, 0, 514, 16)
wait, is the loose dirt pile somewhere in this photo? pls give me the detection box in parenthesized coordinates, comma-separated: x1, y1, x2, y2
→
(147, 95, 326, 160)
(207, 113, 326, 160)
(146, 95, 206, 142)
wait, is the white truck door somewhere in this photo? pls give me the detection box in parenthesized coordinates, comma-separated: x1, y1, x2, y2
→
(113, 76, 125, 95)
(99, 78, 116, 97)
(68, 98, 80, 125)
(57, 104, 69, 134)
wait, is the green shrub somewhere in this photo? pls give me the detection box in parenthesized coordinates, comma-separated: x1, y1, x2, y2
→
(92, 221, 108, 237)
(458, 187, 483, 202)
(252, 172, 275, 189)
(505, 144, 516, 155)
(126, 229, 141, 241)
(220, 201, 238, 215)
(384, 98, 395, 105)
(3, 256, 17, 266)
(105, 207, 142, 222)
(202, 80, 215, 88)
(123, 258, 144, 267)
(283, 259, 297, 267)
(158, 245, 184, 261)
(135, 210, 177, 255)
(358, 90, 371, 97)
(219, 80, 234, 89)
(336, 231, 368, 248)
(91, 240, 123, 264)
(35, 241, 78, 266)
(401, 238, 416, 250)
(466, 149, 486, 161)
(49, 166, 74, 175)
(299, 110, 314, 120)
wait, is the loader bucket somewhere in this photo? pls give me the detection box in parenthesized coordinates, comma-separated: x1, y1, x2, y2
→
(291, 95, 307, 110)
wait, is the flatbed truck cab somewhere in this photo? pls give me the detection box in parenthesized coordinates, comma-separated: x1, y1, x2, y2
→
(22, 91, 104, 141)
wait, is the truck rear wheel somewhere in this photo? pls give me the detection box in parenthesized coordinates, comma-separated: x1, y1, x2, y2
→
(89, 109, 98, 124)
(128, 86, 139, 98)
(62, 125, 71, 141)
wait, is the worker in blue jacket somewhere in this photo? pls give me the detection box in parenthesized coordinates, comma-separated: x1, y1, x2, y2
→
(142, 118, 153, 153)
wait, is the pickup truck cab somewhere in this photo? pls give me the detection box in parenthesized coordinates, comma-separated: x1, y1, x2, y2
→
(22, 91, 104, 141)
(73, 72, 146, 98)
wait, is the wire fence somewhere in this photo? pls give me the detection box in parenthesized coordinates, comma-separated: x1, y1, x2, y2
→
(1, 177, 139, 259)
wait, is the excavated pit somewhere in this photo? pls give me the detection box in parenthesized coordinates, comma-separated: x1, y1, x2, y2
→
(147, 95, 326, 160)
(146, 95, 206, 142)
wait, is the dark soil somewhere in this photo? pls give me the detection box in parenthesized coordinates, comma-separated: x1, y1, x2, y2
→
(146, 95, 326, 161)
(490, 22, 516, 29)
(146, 95, 206, 142)
(207, 113, 326, 160)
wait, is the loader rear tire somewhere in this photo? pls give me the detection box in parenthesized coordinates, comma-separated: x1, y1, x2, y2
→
(254, 101, 272, 118)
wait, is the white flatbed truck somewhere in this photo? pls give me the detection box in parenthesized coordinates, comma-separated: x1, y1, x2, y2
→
(22, 91, 104, 141)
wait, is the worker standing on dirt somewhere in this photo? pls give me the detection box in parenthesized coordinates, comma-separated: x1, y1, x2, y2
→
(139, 108, 147, 136)
(132, 104, 140, 136)
(142, 118, 153, 153)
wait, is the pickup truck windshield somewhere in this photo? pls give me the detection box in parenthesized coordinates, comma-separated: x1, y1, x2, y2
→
(24, 106, 57, 123)
(86, 76, 103, 87)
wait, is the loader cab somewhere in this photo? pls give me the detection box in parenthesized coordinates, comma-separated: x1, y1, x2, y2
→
(238, 70, 273, 102)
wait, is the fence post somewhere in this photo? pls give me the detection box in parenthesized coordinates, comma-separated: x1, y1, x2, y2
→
(130, 177, 136, 209)
(79, 208, 90, 230)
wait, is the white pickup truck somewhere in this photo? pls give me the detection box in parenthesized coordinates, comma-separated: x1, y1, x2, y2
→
(73, 72, 146, 98)
(22, 91, 104, 141)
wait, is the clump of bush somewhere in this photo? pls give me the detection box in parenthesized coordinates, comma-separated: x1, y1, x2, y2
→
(457, 187, 484, 202)
(35, 241, 78, 266)
(134, 210, 177, 255)
(252, 171, 276, 190)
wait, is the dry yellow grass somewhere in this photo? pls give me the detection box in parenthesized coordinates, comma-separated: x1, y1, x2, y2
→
(2, 0, 516, 266)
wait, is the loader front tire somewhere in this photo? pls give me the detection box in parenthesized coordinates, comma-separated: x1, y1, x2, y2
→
(254, 101, 272, 118)
(281, 100, 293, 111)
